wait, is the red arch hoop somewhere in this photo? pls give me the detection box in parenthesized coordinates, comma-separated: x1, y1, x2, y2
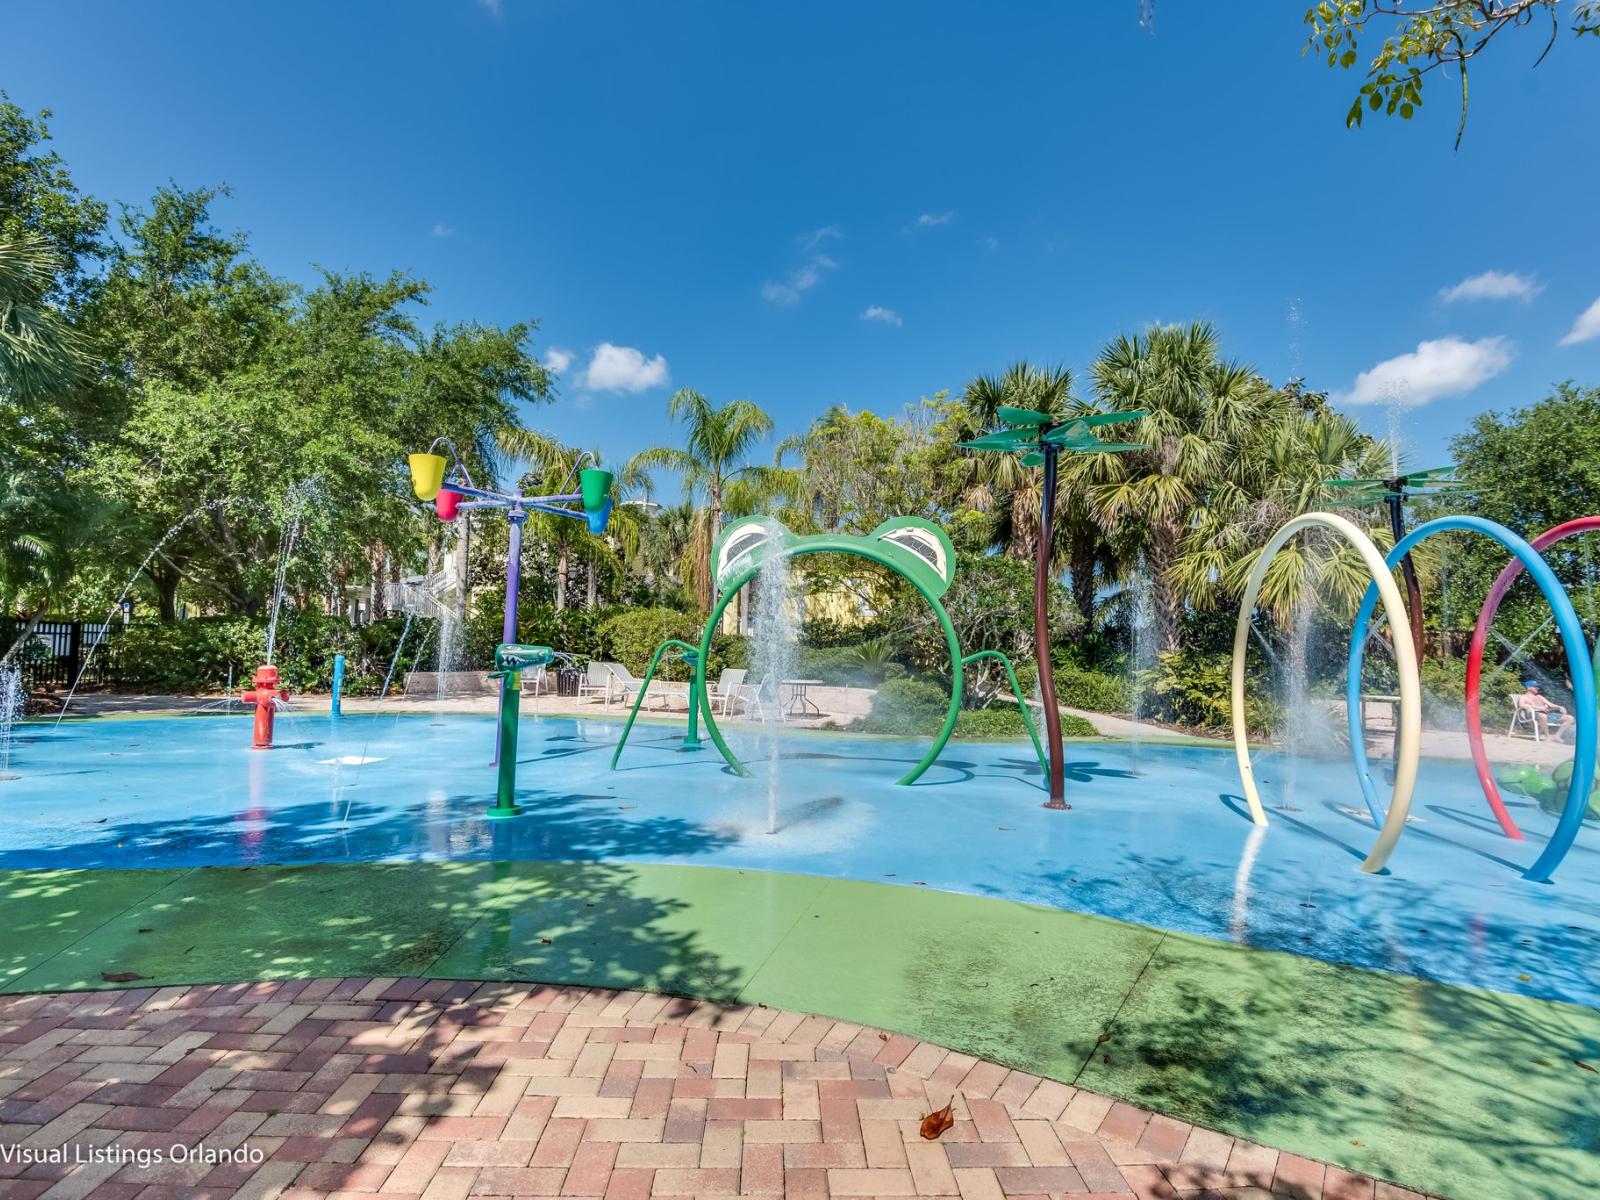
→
(1466, 515, 1600, 840)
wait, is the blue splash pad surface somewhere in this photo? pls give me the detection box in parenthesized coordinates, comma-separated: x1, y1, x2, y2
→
(3, 712, 1595, 1006)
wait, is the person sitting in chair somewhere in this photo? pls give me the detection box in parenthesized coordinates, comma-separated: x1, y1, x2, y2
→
(1517, 680, 1573, 742)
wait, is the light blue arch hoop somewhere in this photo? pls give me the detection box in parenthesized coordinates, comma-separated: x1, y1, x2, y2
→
(1345, 515, 1597, 883)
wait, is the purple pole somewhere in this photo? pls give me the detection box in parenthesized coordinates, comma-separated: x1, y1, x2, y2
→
(493, 507, 527, 765)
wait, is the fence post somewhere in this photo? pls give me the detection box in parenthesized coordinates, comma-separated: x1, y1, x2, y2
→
(67, 621, 83, 685)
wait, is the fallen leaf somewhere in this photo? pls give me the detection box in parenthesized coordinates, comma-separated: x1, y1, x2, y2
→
(919, 1102, 954, 1140)
(1518, 974, 1532, 982)
(101, 971, 145, 983)
(1096, 1033, 1110, 1044)
(1577, 1061, 1597, 1073)
(540, 938, 553, 945)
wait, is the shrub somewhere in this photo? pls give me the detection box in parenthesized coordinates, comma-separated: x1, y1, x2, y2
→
(843, 635, 896, 684)
(107, 612, 433, 695)
(1138, 651, 1278, 735)
(1419, 656, 1521, 730)
(849, 677, 949, 735)
(1014, 662, 1130, 713)
(792, 643, 908, 687)
(598, 608, 703, 679)
(802, 614, 892, 648)
(953, 707, 1096, 740)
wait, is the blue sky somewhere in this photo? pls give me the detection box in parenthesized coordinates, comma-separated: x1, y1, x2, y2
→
(5, 1, 1599, 479)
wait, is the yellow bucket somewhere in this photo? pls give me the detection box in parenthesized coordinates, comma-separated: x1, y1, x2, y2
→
(408, 453, 447, 500)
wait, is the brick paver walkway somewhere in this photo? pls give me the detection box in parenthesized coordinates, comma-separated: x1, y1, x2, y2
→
(0, 979, 1431, 1199)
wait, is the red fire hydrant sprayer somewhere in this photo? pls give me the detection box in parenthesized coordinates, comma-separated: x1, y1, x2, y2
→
(242, 664, 290, 749)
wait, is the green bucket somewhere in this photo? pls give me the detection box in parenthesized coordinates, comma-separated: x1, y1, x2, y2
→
(579, 468, 614, 513)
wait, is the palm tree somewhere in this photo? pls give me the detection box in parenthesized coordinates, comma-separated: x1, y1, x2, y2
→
(955, 363, 1108, 621)
(499, 430, 646, 611)
(630, 389, 774, 610)
(0, 235, 84, 403)
(0, 234, 93, 667)
(1075, 322, 1279, 654)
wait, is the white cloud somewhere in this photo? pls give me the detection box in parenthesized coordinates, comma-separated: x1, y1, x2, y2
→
(476, 0, 502, 14)
(1338, 336, 1515, 408)
(803, 226, 843, 250)
(762, 256, 837, 306)
(582, 343, 670, 393)
(543, 347, 573, 374)
(432, 222, 458, 238)
(914, 211, 954, 228)
(982, 235, 999, 252)
(1559, 296, 1600, 347)
(861, 306, 902, 327)
(1438, 270, 1542, 304)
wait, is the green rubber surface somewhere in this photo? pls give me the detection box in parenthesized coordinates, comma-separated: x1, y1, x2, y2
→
(0, 861, 1594, 1200)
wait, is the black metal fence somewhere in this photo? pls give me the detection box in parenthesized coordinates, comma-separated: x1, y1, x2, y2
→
(0, 618, 126, 691)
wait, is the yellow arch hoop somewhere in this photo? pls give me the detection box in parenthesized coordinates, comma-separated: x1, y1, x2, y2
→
(1230, 512, 1422, 874)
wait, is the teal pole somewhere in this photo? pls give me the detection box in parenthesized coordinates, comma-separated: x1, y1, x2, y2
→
(962, 649, 1050, 788)
(681, 648, 702, 748)
(330, 654, 345, 717)
(490, 667, 523, 819)
(608, 639, 701, 769)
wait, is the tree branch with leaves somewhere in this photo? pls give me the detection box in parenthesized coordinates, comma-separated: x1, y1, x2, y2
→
(1305, 0, 1599, 146)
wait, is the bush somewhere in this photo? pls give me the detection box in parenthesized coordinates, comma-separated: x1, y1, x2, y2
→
(107, 612, 432, 696)
(1014, 662, 1130, 713)
(848, 677, 949, 735)
(792, 643, 908, 687)
(467, 595, 614, 669)
(849, 677, 1098, 739)
(953, 706, 1096, 740)
(1138, 651, 1278, 735)
(802, 614, 892, 648)
(598, 608, 703, 679)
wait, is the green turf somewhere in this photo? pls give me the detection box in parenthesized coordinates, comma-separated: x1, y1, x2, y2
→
(0, 861, 1593, 1200)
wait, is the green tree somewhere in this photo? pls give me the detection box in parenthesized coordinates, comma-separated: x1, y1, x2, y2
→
(630, 389, 774, 610)
(1427, 382, 1600, 658)
(783, 402, 949, 535)
(0, 92, 107, 298)
(1304, 0, 1600, 146)
(0, 235, 103, 663)
(82, 187, 547, 619)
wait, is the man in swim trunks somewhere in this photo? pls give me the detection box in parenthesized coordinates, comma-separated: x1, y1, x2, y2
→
(1517, 680, 1573, 742)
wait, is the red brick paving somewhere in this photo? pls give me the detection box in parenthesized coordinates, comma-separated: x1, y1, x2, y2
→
(0, 980, 1436, 1198)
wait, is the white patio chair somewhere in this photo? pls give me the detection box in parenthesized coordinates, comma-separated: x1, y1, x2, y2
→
(578, 660, 619, 703)
(524, 664, 549, 697)
(1508, 696, 1542, 741)
(737, 673, 783, 721)
(709, 669, 747, 715)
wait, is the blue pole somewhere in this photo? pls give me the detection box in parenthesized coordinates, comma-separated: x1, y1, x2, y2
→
(331, 654, 345, 717)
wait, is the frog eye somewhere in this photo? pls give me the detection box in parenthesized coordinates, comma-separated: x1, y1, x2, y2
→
(714, 517, 787, 590)
(870, 518, 956, 596)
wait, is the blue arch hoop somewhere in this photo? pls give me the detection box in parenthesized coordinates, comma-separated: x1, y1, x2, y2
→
(1345, 515, 1597, 883)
